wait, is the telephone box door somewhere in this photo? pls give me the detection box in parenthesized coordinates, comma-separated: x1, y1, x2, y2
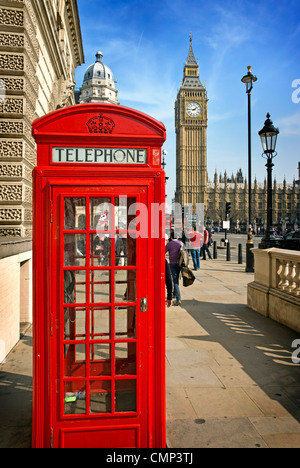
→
(51, 184, 151, 448)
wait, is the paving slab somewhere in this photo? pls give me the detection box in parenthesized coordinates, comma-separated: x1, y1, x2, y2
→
(166, 418, 268, 449)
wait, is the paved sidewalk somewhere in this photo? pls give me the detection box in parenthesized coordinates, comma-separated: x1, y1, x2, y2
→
(0, 325, 32, 448)
(1, 258, 300, 448)
(166, 258, 300, 448)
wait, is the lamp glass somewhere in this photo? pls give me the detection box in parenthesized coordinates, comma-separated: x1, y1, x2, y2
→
(260, 132, 278, 154)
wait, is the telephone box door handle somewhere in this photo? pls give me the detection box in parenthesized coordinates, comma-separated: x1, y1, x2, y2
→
(140, 298, 148, 312)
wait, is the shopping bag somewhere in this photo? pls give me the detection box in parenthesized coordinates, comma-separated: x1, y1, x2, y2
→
(181, 266, 195, 287)
(177, 248, 189, 268)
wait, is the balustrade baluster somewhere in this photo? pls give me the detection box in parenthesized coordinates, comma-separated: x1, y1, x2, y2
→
(277, 260, 284, 289)
(277, 260, 290, 290)
(287, 262, 297, 293)
(292, 263, 300, 297)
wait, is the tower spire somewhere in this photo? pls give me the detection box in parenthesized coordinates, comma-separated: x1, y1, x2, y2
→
(186, 32, 197, 66)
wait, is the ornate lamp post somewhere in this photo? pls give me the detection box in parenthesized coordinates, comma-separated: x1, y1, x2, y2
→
(241, 66, 257, 272)
(258, 113, 279, 248)
(161, 149, 168, 198)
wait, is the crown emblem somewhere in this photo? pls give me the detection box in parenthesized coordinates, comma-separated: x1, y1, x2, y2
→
(86, 114, 115, 134)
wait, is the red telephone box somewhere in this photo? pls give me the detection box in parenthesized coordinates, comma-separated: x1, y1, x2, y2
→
(32, 104, 166, 448)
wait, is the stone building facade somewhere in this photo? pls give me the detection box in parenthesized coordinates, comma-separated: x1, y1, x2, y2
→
(0, 0, 84, 361)
(205, 170, 300, 233)
(0, 0, 84, 237)
(78, 50, 119, 105)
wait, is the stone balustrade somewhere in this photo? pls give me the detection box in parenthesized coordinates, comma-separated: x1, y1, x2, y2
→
(248, 248, 300, 333)
(277, 257, 300, 296)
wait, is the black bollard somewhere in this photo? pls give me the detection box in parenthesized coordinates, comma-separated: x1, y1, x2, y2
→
(226, 242, 231, 261)
(238, 243, 243, 264)
(213, 241, 218, 259)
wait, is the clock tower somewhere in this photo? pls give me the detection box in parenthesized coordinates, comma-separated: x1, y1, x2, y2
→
(175, 35, 208, 208)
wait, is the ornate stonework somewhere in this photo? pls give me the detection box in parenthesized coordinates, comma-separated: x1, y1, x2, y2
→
(0, 0, 84, 237)
(205, 172, 300, 232)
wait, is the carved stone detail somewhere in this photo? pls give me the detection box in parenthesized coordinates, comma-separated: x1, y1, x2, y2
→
(24, 227, 32, 237)
(0, 33, 24, 48)
(0, 53, 24, 71)
(0, 77, 24, 91)
(24, 184, 31, 203)
(24, 208, 31, 221)
(0, 208, 22, 221)
(0, 120, 23, 134)
(0, 184, 22, 201)
(0, 97, 23, 114)
(0, 140, 23, 159)
(0, 163, 23, 178)
(23, 164, 32, 182)
(24, 143, 36, 165)
(0, 8, 24, 27)
(0, 228, 22, 237)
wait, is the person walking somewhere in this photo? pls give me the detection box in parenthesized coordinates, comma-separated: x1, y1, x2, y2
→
(202, 226, 212, 260)
(187, 227, 203, 270)
(165, 259, 173, 308)
(165, 232, 183, 306)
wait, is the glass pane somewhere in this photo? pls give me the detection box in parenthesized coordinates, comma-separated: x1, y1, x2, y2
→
(64, 344, 86, 377)
(115, 306, 136, 339)
(115, 380, 136, 412)
(115, 196, 128, 230)
(64, 307, 86, 340)
(90, 234, 111, 266)
(90, 198, 111, 231)
(64, 198, 86, 230)
(90, 343, 111, 376)
(115, 342, 136, 375)
(90, 307, 110, 340)
(64, 382, 86, 415)
(115, 234, 136, 266)
(90, 381, 111, 414)
(115, 270, 136, 302)
(64, 234, 86, 266)
(64, 270, 86, 304)
(90, 270, 110, 303)
(115, 197, 137, 230)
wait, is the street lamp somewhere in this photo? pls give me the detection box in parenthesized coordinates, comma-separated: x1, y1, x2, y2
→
(258, 113, 279, 248)
(241, 66, 257, 272)
(162, 149, 167, 171)
(161, 149, 169, 198)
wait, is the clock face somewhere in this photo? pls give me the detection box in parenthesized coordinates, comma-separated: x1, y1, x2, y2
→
(186, 102, 201, 117)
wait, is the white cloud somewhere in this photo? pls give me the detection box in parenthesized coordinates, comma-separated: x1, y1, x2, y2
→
(277, 112, 300, 136)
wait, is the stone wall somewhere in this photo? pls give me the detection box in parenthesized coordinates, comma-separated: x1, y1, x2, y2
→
(0, 0, 84, 238)
(0, 0, 84, 359)
(0, 239, 32, 362)
(248, 248, 300, 333)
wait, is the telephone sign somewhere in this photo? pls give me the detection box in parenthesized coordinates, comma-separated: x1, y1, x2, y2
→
(52, 147, 147, 164)
(32, 104, 166, 449)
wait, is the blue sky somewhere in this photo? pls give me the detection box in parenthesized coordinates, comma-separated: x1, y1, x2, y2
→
(75, 0, 300, 201)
